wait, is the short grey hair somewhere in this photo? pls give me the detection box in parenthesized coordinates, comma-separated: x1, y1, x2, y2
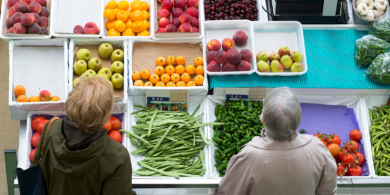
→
(261, 87, 301, 141)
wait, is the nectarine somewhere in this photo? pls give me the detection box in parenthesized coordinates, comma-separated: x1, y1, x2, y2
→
(27, 23, 40, 34)
(206, 51, 216, 62)
(192, 27, 199, 32)
(14, 2, 28, 13)
(233, 30, 248, 46)
(13, 23, 27, 34)
(214, 50, 227, 64)
(187, 0, 198, 7)
(28, 2, 42, 14)
(32, 13, 40, 24)
(157, 9, 170, 20)
(207, 60, 221, 72)
(34, 0, 47, 6)
(39, 6, 49, 17)
(174, 0, 186, 9)
(156, 27, 166, 33)
(179, 23, 192, 32)
(165, 24, 177, 32)
(9, 6, 16, 17)
(207, 39, 221, 51)
(38, 16, 47, 27)
(222, 62, 236, 71)
(39, 90, 51, 101)
(172, 8, 184, 18)
(158, 17, 171, 28)
(172, 17, 180, 28)
(161, 0, 173, 11)
(191, 17, 199, 28)
(222, 38, 234, 51)
(21, 13, 34, 26)
(7, 0, 19, 8)
(179, 13, 192, 24)
(185, 7, 198, 18)
(6, 17, 14, 29)
(11, 12, 23, 24)
(227, 48, 241, 64)
(240, 49, 252, 62)
(236, 60, 251, 71)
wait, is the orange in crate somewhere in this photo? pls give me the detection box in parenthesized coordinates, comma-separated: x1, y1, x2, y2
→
(171, 73, 180, 83)
(194, 75, 204, 86)
(114, 20, 126, 32)
(16, 95, 28, 102)
(175, 65, 185, 75)
(107, 28, 121, 36)
(155, 82, 165, 87)
(143, 10, 149, 20)
(144, 81, 153, 87)
(156, 57, 166, 66)
(106, 20, 116, 29)
(160, 74, 170, 83)
(165, 65, 175, 75)
(196, 66, 204, 75)
(141, 1, 149, 11)
(134, 80, 144, 86)
(126, 10, 132, 17)
(116, 10, 129, 21)
(176, 81, 186, 87)
(181, 73, 191, 83)
(166, 55, 175, 65)
(132, 71, 140, 80)
(29, 96, 40, 102)
(176, 55, 185, 65)
(14, 85, 26, 96)
(187, 81, 196, 87)
(140, 69, 151, 79)
(194, 57, 203, 66)
(118, 1, 130, 10)
(166, 81, 176, 87)
(125, 20, 133, 28)
(185, 65, 195, 75)
(154, 66, 165, 76)
(131, 0, 142, 11)
(149, 74, 159, 84)
(137, 30, 150, 36)
(123, 28, 135, 36)
(104, 9, 116, 20)
(131, 10, 143, 21)
(106, 0, 117, 9)
(132, 21, 144, 33)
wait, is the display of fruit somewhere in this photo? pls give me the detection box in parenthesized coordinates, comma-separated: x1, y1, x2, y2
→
(73, 22, 100, 35)
(132, 55, 204, 87)
(104, 0, 150, 36)
(14, 85, 60, 103)
(6, 0, 50, 35)
(156, 0, 199, 34)
(204, 0, 258, 21)
(256, 46, 303, 73)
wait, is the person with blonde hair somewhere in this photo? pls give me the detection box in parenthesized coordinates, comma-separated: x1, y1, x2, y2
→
(31, 76, 132, 195)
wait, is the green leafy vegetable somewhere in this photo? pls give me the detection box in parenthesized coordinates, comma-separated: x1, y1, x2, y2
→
(368, 19, 390, 42)
(355, 35, 390, 66)
(300, 129, 307, 134)
(366, 52, 390, 84)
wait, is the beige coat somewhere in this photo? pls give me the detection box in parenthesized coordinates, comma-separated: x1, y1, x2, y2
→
(217, 134, 337, 195)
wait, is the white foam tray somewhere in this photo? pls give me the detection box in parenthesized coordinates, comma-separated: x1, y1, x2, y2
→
(68, 39, 128, 112)
(9, 39, 68, 121)
(252, 21, 307, 76)
(102, 0, 155, 40)
(203, 20, 256, 76)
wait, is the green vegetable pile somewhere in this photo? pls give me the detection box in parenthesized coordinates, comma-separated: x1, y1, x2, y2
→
(366, 52, 390, 84)
(212, 100, 263, 177)
(355, 35, 390, 66)
(369, 19, 390, 42)
(121, 105, 222, 178)
(369, 105, 390, 176)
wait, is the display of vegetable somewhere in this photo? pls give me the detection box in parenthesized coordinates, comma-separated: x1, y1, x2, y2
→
(366, 52, 390, 84)
(121, 105, 222, 178)
(368, 19, 390, 42)
(212, 100, 263, 177)
(354, 35, 390, 66)
(369, 104, 390, 176)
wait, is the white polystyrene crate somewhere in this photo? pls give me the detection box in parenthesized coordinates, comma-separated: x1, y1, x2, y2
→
(23, 111, 128, 170)
(50, 0, 103, 38)
(202, 0, 262, 22)
(203, 20, 256, 76)
(127, 95, 211, 180)
(102, 0, 155, 40)
(152, 0, 204, 40)
(252, 21, 307, 76)
(0, 0, 53, 39)
(68, 39, 128, 112)
(128, 39, 208, 96)
(9, 39, 68, 121)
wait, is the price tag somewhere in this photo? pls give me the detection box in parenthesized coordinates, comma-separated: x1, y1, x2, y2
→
(146, 90, 188, 111)
(225, 88, 249, 100)
(248, 88, 267, 100)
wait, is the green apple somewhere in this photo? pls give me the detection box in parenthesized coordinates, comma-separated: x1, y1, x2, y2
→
(73, 60, 87, 75)
(87, 58, 102, 72)
(280, 55, 293, 69)
(98, 43, 113, 59)
(111, 49, 124, 62)
(270, 60, 283, 72)
(257, 61, 270, 72)
(82, 69, 96, 77)
(256, 51, 268, 62)
(98, 68, 112, 80)
(110, 61, 124, 74)
(73, 78, 80, 88)
(291, 51, 303, 62)
(291, 62, 303, 72)
(109, 81, 114, 89)
(111, 73, 124, 89)
(76, 49, 91, 61)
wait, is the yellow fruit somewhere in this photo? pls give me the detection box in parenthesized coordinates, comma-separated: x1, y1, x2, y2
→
(104, 9, 116, 20)
(118, 1, 130, 10)
(106, 20, 116, 30)
(106, 0, 117, 9)
(141, 1, 149, 11)
(143, 10, 149, 20)
(132, 21, 144, 33)
(187, 81, 196, 87)
(140, 69, 151, 79)
(144, 81, 153, 87)
(166, 81, 176, 87)
(134, 80, 144, 86)
(131, 0, 142, 11)
(160, 74, 170, 83)
(114, 20, 126, 32)
(156, 57, 166, 66)
(116, 10, 129, 21)
(131, 10, 144, 21)
(166, 55, 175, 65)
(194, 75, 204, 86)
(185, 65, 195, 75)
(196, 66, 204, 75)
(137, 30, 150, 36)
(154, 66, 165, 76)
(176, 55, 185, 65)
(165, 65, 175, 75)
(194, 57, 203, 66)
(175, 65, 185, 75)
(143, 20, 149, 30)
(107, 28, 121, 36)
(171, 73, 180, 83)
(176, 81, 186, 87)
(149, 74, 159, 84)
(132, 71, 140, 80)
(125, 19, 133, 28)
(181, 73, 191, 83)
(123, 28, 135, 36)
(155, 81, 165, 87)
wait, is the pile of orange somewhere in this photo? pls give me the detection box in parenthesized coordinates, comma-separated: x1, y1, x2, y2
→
(14, 85, 61, 103)
(104, 0, 150, 36)
(132, 55, 204, 87)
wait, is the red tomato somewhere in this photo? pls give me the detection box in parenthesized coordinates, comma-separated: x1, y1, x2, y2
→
(345, 140, 359, 152)
(348, 165, 362, 176)
(342, 154, 357, 166)
(31, 116, 46, 132)
(326, 134, 341, 146)
(37, 120, 49, 133)
(31, 132, 41, 148)
(337, 164, 347, 176)
(29, 148, 36, 162)
(327, 143, 341, 157)
(321, 140, 328, 147)
(110, 116, 121, 130)
(349, 129, 362, 142)
(314, 133, 326, 141)
(336, 147, 349, 161)
(354, 152, 365, 166)
(108, 130, 122, 143)
(103, 121, 111, 132)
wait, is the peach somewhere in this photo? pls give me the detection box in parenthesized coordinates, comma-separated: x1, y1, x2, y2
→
(222, 38, 234, 51)
(191, 17, 199, 28)
(240, 49, 252, 62)
(21, 0, 32, 5)
(179, 23, 192, 32)
(165, 24, 177, 32)
(185, 7, 198, 18)
(172, 17, 180, 28)
(38, 16, 47, 27)
(222, 62, 236, 71)
(157, 9, 170, 20)
(39, 6, 49, 17)
(27, 23, 40, 34)
(214, 50, 227, 64)
(233, 30, 248, 46)
(227, 48, 241, 64)
(7, 0, 19, 8)
(34, 0, 46, 6)
(11, 12, 23, 24)
(6, 17, 14, 29)
(21, 13, 34, 26)
(192, 27, 199, 32)
(206, 51, 216, 63)
(73, 25, 84, 34)
(187, 0, 198, 7)
(7, 27, 13, 33)
(236, 60, 251, 71)
(9, 6, 16, 17)
(207, 60, 221, 72)
(84, 22, 99, 34)
(40, 27, 48, 35)
(39, 90, 50, 101)
(207, 39, 221, 51)
(156, 27, 166, 33)
(158, 17, 170, 28)
(32, 13, 40, 24)
(161, 0, 173, 11)
(172, 8, 184, 18)
(174, 0, 186, 9)
(179, 13, 192, 23)
(28, 2, 41, 13)
(13, 23, 26, 34)
(15, 2, 28, 13)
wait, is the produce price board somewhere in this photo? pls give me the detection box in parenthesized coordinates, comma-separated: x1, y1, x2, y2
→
(145, 90, 188, 111)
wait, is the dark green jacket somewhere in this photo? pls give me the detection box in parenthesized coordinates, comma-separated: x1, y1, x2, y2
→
(31, 119, 132, 195)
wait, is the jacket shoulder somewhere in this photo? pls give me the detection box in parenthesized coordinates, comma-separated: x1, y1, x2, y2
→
(104, 136, 130, 161)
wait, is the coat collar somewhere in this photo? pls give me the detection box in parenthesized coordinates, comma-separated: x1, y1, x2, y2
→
(245, 134, 313, 150)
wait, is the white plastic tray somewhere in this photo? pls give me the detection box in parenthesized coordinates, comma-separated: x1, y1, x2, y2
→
(0, 0, 53, 39)
(68, 39, 128, 112)
(50, 0, 103, 38)
(8, 39, 68, 121)
(203, 20, 256, 76)
(252, 21, 307, 76)
(101, 0, 155, 40)
(203, 0, 262, 22)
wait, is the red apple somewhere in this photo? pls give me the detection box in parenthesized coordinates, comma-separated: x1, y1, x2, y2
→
(39, 90, 51, 101)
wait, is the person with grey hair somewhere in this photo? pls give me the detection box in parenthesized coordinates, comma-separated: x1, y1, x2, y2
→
(217, 87, 337, 195)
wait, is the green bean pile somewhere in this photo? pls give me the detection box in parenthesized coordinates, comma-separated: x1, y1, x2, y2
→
(366, 52, 390, 85)
(369, 105, 390, 176)
(121, 105, 222, 178)
(369, 19, 390, 42)
(354, 35, 390, 66)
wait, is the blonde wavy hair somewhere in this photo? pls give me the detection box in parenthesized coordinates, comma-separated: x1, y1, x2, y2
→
(65, 76, 114, 134)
